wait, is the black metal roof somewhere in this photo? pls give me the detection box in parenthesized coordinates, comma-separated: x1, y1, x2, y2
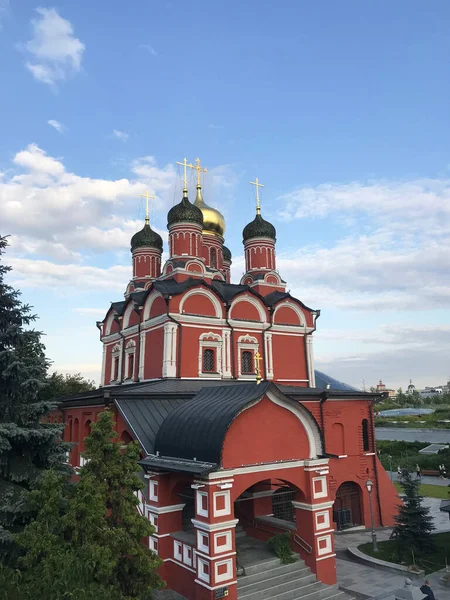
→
(115, 396, 186, 454)
(103, 277, 318, 322)
(314, 370, 359, 391)
(139, 455, 217, 475)
(154, 382, 272, 464)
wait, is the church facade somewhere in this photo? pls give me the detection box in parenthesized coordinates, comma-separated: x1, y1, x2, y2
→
(60, 161, 399, 600)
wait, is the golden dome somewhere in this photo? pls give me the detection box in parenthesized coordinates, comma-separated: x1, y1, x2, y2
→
(194, 185, 225, 237)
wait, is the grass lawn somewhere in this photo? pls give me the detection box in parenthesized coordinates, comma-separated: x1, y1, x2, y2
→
(359, 532, 450, 574)
(393, 481, 450, 499)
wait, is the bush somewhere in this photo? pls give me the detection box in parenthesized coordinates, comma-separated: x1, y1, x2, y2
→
(268, 533, 296, 564)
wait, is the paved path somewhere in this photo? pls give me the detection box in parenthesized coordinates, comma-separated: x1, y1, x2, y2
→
(335, 498, 450, 599)
(387, 471, 450, 487)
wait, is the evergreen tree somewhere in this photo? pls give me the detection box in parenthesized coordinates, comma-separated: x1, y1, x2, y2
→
(393, 471, 436, 562)
(1, 410, 162, 599)
(0, 236, 69, 557)
(79, 410, 163, 598)
(41, 371, 96, 400)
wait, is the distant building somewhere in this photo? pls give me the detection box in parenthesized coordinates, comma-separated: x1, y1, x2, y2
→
(376, 380, 396, 399)
(406, 379, 416, 395)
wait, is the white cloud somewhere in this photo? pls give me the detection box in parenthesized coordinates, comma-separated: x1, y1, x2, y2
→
(139, 44, 157, 56)
(0, 0, 9, 26)
(112, 129, 129, 141)
(24, 8, 85, 86)
(1, 144, 175, 253)
(48, 119, 64, 133)
(8, 257, 129, 291)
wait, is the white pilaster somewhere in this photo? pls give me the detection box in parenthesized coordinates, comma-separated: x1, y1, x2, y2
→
(101, 343, 107, 386)
(306, 335, 315, 387)
(222, 329, 232, 378)
(139, 331, 146, 379)
(265, 332, 274, 380)
(163, 322, 177, 378)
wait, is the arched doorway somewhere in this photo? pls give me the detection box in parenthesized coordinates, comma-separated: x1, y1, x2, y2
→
(334, 481, 362, 530)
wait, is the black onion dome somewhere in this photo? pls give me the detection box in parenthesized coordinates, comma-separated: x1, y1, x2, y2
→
(223, 245, 232, 262)
(167, 196, 203, 229)
(242, 213, 276, 242)
(130, 223, 163, 252)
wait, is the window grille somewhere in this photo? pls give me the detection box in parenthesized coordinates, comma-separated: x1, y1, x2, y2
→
(362, 419, 370, 451)
(242, 351, 253, 374)
(272, 487, 295, 522)
(203, 349, 215, 372)
(113, 357, 119, 380)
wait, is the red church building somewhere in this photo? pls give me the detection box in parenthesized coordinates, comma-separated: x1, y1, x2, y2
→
(60, 163, 399, 600)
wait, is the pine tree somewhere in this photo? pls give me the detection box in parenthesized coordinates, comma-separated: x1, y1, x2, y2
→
(0, 236, 69, 557)
(1, 410, 163, 599)
(393, 471, 436, 562)
(78, 409, 163, 598)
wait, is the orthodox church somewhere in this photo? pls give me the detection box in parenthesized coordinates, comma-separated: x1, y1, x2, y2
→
(60, 159, 399, 600)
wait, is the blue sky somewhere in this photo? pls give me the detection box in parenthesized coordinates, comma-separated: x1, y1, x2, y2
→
(1, 1, 449, 389)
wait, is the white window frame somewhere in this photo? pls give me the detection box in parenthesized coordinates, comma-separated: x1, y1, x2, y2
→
(124, 339, 136, 379)
(183, 545, 193, 566)
(317, 534, 332, 556)
(197, 490, 209, 517)
(197, 557, 210, 583)
(174, 540, 183, 561)
(214, 558, 233, 583)
(147, 511, 158, 532)
(315, 510, 330, 531)
(237, 334, 259, 379)
(312, 476, 327, 499)
(213, 491, 231, 517)
(149, 479, 158, 502)
(149, 536, 158, 554)
(198, 332, 222, 378)
(110, 343, 121, 382)
(214, 530, 232, 553)
(197, 531, 209, 554)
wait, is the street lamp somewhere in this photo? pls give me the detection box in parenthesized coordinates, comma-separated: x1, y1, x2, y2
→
(365, 479, 378, 552)
(388, 454, 393, 482)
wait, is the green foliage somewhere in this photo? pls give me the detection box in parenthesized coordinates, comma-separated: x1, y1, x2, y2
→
(41, 371, 96, 401)
(393, 471, 436, 562)
(1, 410, 163, 599)
(359, 531, 450, 574)
(0, 236, 70, 558)
(268, 533, 296, 564)
(377, 439, 450, 472)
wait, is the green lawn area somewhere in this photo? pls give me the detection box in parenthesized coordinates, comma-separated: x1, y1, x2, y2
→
(359, 532, 450, 574)
(393, 481, 450, 499)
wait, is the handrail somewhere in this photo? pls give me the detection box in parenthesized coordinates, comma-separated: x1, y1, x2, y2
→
(293, 534, 312, 554)
(240, 516, 293, 534)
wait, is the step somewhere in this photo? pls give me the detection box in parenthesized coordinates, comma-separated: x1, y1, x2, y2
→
(240, 581, 323, 600)
(238, 563, 309, 588)
(241, 556, 284, 576)
(238, 572, 317, 600)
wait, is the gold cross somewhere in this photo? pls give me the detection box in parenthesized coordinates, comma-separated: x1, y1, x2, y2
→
(250, 178, 264, 215)
(188, 157, 208, 186)
(140, 190, 156, 224)
(254, 350, 263, 385)
(176, 157, 189, 191)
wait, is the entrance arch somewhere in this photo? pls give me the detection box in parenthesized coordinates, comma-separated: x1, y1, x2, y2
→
(334, 481, 363, 530)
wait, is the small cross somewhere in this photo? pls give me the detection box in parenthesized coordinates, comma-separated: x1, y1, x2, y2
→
(140, 190, 156, 224)
(188, 157, 208, 186)
(250, 178, 264, 214)
(254, 350, 263, 385)
(176, 157, 189, 191)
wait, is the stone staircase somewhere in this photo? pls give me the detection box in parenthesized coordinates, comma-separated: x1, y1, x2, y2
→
(236, 528, 353, 600)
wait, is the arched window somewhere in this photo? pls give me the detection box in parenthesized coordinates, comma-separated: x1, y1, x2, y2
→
(203, 349, 215, 373)
(241, 351, 253, 374)
(210, 248, 217, 269)
(362, 419, 370, 452)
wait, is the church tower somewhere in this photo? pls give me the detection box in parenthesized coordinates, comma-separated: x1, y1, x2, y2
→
(129, 192, 163, 291)
(241, 178, 286, 295)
